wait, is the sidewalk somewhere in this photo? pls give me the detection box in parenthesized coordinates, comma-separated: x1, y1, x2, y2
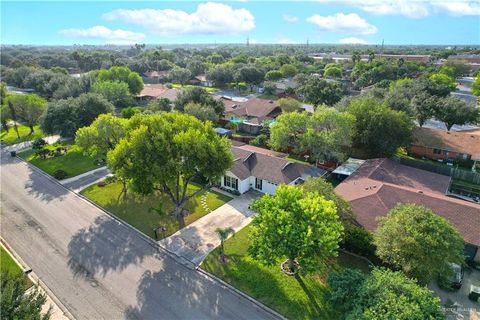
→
(61, 166, 111, 192)
(2, 135, 60, 153)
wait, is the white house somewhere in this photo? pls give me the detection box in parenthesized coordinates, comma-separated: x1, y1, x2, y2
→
(220, 144, 326, 195)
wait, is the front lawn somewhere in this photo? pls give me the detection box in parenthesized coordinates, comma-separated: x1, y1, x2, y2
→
(171, 84, 219, 92)
(1, 247, 32, 288)
(19, 143, 103, 179)
(81, 181, 232, 239)
(201, 225, 372, 320)
(0, 124, 43, 145)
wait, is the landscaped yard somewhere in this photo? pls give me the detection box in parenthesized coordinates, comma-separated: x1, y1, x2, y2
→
(171, 84, 219, 92)
(1, 247, 32, 287)
(0, 124, 43, 145)
(81, 181, 232, 239)
(201, 224, 372, 320)
(19, 143, 103, 179)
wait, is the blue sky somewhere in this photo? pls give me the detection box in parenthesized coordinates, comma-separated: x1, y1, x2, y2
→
(1, 1, 479, 45)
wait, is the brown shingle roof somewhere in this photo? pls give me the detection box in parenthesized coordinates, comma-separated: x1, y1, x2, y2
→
(412, 127, 480, 160)
(335, 158, 480, 246)
(222, 98, 281, 120)
(230, 146, 325, 184)
(137, 84, 181, 100)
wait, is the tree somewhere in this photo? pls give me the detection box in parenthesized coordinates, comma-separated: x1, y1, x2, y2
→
(92, 80, 132, 108)
(347, 97, 413, 157)
(297, 76, 343, 107)
(1, 271, 51, 320)
(184, 102, 218, 122)
(107, 113, 233, 217)
(301, 177, 355, 227)
(472, 75, 480, 97)
(262, 81, 276, 95)
(328, 268, 445, 320)
(96, 66, 144, 95)
(146, 98, 172, 113)
(4, 94, 47, 134)
(206, 65, 234, 87)
(374, 204, 464, 285)
(443, 60, 471, 78)
(269, 111, 309, 154)
(174, 87, 224, 116)
(42, 93, 114, 137)
(121, 106, 143, 119)
(265, 70, 283, 81)
(410, 91, 439, 126)
(169, 68, 192, 86)
(303, 106, 355, 163)
(234, 66, 265, 90)
(324, 66, 342, 79)
(186, 59, 206, 76)
(434, 96, 479, 131)
(249, 185, 343, 274)
(428, 73, 457, 92)
(277, 98, 302, 113)
(215, 227, 235, 263)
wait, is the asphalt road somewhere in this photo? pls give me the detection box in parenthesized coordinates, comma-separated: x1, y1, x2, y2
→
(0, 153, 279, 320)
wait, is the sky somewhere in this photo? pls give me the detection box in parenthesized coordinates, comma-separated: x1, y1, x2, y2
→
(1, 0, 479, 46)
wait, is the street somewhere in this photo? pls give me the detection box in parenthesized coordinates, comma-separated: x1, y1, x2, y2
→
(0, 152, 279, 320)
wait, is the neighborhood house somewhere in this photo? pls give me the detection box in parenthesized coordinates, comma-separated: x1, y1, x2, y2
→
(335, 158, 480, 263)
(409, 127, 480, 169)
(220, 143, 326, 195)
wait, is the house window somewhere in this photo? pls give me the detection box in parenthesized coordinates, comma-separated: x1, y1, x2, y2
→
(433, 148, 442, 155)
(255, 178, 262, 190)
(224, 176, 238, 190)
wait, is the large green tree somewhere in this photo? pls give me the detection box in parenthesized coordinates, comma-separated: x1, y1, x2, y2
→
(327, 268, 445, 320)
(174, 87, 224, 116)
(277, 98, 302, 113)
(347, 97, 413, 157)
(472, 75, 480, 97)
(249, 185, 343, 274)
(42, 93, 114, 137)
(92, 80, 132, 108)
(183, 102, 218, 123)
(434, 95, 479, 131)
(107, 113, 233, 217)
(297, 76, 343, 107)
(374, 204, 464, 285)
(169, 68, 192, 86)
(96, 66, 144, 95)
(4, 94, 47, 134)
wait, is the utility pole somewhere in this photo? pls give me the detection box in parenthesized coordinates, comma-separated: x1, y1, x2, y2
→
(381, 39, 384, 55)
(246, 36, 250, 47)
(306, 38, 309, 51)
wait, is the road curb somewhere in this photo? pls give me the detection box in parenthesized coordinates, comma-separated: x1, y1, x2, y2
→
(0, 238, 75, 320)
(196, 267, 287, 320)
(13, 155, 285, 319)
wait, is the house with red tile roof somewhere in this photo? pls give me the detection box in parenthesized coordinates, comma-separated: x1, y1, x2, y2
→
(335, 158, 480, 263)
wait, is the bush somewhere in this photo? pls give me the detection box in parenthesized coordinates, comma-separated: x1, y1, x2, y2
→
(342, 225, 376, 259)
(32, 138, 47, 150)
(53, 169, 68, 180)
(249, 134, 268, 147)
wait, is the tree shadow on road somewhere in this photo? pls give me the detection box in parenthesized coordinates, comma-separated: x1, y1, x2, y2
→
(67, 215, 155, 278)
(24, 162, 69, 202)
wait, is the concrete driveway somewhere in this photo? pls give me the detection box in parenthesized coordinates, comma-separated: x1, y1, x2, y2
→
(159, 191, 261, 265)
(429, 266, 480, 319)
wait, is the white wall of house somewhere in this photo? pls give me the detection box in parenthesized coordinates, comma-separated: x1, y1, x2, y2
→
(220, 173, 280, 195)
(220, 171, 250, 194)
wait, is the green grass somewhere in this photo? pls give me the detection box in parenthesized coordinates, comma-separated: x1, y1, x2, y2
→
(1, 247, 33, 288)
(81, 181, 232, 239)
(19, 143, 103, 179)
(0, 124, 43, 145)
(171, 84, 219, 92)
(286, 155, 313, 165)
(201, 224, 372, 320)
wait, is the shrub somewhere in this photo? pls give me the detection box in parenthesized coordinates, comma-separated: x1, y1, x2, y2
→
(249, 134, 268, 147)
(53, 169, 68, 180)
(32, 138, 47, 150)
(342, 225, 376, 259)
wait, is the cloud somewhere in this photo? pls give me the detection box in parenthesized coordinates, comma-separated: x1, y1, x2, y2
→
(432, 1, 480, 16)
(316, 0, 480, 18)
(102, 2, 255, 36)
(307, 13, 377, 35)
(339, 37, 368, 44)
(282, 14, 299, 23)
(59, 25, 145, 44)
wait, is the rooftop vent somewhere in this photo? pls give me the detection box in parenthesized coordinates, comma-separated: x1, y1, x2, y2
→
(232, 104, 238, 109)
(418, 190, 423, 194)
(269, 100, 273, 103)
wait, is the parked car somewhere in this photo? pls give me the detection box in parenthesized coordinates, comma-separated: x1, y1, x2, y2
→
(448, 263, 464, 289)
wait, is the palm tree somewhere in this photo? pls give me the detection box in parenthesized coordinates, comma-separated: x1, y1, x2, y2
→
(215, 227, 235, 263)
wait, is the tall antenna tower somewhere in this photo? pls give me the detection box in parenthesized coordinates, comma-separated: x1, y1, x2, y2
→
(306, 38, 309, 50)
(381, 39, 384, 54)
(246, 36, 250, 47)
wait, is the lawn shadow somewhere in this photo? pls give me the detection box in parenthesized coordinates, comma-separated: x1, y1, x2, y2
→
(295, 274, 323, 316)
(67, 215, 155, 278)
